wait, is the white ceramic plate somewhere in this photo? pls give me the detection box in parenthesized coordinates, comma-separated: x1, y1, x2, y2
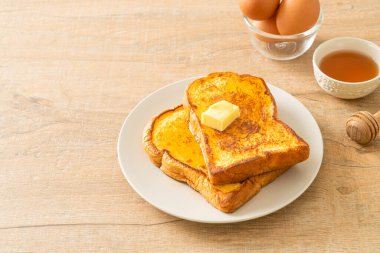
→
(117, 77, 323, 223)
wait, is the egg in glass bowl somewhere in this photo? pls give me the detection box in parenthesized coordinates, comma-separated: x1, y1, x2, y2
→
(241, 0, 323, 60)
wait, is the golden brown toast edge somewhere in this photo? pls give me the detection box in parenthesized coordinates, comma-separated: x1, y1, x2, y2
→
(183, 72, 310, 185)
(143, 105, 289, 213)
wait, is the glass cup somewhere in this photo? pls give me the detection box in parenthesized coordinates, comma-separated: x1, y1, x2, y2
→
(243, 8, 324, 60)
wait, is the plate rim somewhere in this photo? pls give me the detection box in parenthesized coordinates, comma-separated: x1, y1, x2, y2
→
(117, 76, 324, 223)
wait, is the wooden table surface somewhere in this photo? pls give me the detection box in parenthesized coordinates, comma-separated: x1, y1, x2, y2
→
(0, 0, 379, 252)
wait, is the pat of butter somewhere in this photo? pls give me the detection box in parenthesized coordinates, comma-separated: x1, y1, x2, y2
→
(201, 100, 240, 131)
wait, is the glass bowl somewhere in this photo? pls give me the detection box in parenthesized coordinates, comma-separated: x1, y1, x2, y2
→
(243, 8, 324, 60)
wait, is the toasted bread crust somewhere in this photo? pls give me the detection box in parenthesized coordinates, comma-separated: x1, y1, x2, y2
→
(161, 153, 262, 213)
(143, 105, 289, 213)
(184, 72, 310, 185)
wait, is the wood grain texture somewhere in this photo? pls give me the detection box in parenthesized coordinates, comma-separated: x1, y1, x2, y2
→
(0, 0, 379, 252)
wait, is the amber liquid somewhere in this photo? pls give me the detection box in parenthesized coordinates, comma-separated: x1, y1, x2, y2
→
(319, 50, 379, 82)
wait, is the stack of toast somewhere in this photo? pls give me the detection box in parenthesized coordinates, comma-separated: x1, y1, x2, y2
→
(143, 72, 309, 213)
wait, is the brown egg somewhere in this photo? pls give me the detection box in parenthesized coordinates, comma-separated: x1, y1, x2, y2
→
(253, 15, 280, 35)
(239, 0, 280, 21)
(276, 0, 320, 35)
(253, 15, 280, 42)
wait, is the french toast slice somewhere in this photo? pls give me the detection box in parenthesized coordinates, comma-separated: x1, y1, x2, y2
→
(184, 72, 310, 185)
(143, 105, 289, 213)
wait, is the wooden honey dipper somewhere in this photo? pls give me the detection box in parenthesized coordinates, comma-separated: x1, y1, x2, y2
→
(346, 111, 380, 145)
